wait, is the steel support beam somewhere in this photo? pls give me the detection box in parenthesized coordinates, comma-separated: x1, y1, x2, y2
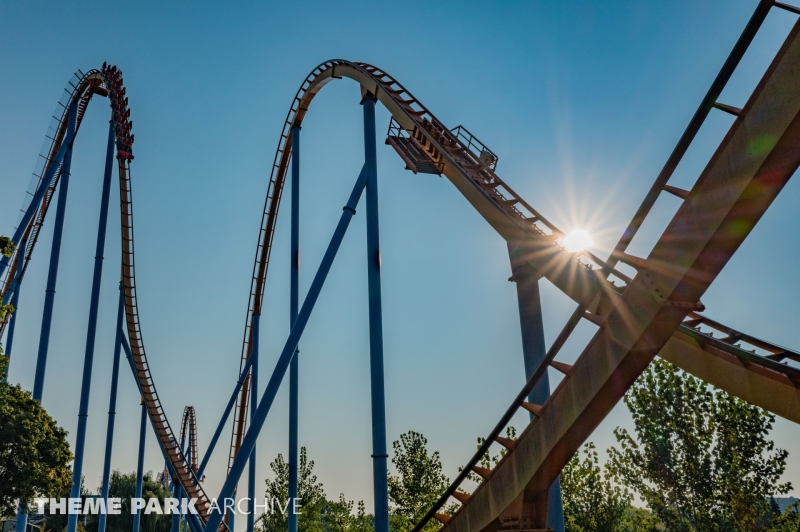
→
(442, 17, 800, 532)
(362, 94, 390, 532)
(196, 350, 257, 479)
(205, 165, 368, 532)
(67, 116, 115, 532)
(659, 330, 800, 423)
(288, 124, 301, 532)
(96, 122, 119, 532)
(247, 313, 260, 532)
(171, 432, 187, 532)
(98, 286, 125, 532)
(33, 99, 78, 402)
(507, 245, 563, 532)
(132, 400, 147, 532)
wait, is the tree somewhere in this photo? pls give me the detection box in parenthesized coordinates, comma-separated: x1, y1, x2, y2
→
(462, 427, 517, 486)
(0, 355, 72, 518)
(83, 470, 173, 532)
(388, 431, 455, 532)
(40, 475, 89, 532)
(259, 447, 327, 532)
(561, 442, 632, 532)
(321, 494, 372, 532)
(608, 358, 795, 531)
(0, 236, 15, 259)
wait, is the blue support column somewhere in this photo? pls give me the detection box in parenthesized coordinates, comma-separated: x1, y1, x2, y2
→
(18, 101, 77, 532)
(132, 400, 147, 532)
(508, 245, 564, 532)
(362, 94, 390, 532)
(227, 506, 235, 532)
(14, 507, 27, 532)
(171, 432, 186, 532)
(97, 284, 125, 532)
(196, 352, 257, 479)
(288, 124, 301, 532)
(3, 239, 27, 382)
(247, 313, 260, 532)
(67, 120, 116, 532)
(32, 99, 78, 402)
(205, 166, 368, 532)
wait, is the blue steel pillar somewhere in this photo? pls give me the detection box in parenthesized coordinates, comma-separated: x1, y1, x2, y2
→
(288, 124, 301, 532)
(32, 99, 78, 402)
(18, 99, 79, 532)
(97, 285, 125, 532)
(362, 94, 390, 532)
(508, 245, 564, 532)
(3, 239, 27, 382)
(95, 122, 118, 532)
(171, 432, 186, 532)
(132, 400, 147, 532)
(67, 119, 116, 532)
(247, 313, 260, 532)
(204, 167, 368, 532)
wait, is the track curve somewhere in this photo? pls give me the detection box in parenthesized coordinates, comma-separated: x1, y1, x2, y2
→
(0, 66, 211, 521)
(181, 406, 199, 472)
(4, 55, 797, 531)
(231, 57, 800, 530)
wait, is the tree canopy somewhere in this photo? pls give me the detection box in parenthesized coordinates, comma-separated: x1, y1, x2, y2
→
(258, 447, 333, 532)
(560, 358, 800, 532)
(388, 431, 455, 532)
(0, 355, 72, 518)
(608, 359, 795, 531)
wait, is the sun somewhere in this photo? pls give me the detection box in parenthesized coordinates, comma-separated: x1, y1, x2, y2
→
(560, 229, 593, 253)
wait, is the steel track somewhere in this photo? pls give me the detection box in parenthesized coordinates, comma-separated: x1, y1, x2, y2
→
(4, 10, 799, 525)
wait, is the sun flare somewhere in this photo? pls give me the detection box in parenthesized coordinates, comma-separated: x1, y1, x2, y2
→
(561, 229, 593, 253)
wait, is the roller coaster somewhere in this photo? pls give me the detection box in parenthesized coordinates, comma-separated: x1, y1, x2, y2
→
(3, 1, 800, 532)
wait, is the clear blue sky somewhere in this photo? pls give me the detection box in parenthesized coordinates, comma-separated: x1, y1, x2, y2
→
(2, 0, 800, 516)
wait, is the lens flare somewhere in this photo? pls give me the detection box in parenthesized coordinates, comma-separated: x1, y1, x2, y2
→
(561, 229, 592, 252)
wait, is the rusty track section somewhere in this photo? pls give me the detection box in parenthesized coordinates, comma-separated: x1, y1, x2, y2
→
(5, 12, 798, 528)
(229, 47, 800, 478)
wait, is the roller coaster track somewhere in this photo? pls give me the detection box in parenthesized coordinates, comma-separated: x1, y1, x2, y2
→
(229, 2, 800, 529)
(181, 406, 199, 473)
(0, 71, 101, 335)
(0, 66, 211, 522)
(3, 1, 800, 529)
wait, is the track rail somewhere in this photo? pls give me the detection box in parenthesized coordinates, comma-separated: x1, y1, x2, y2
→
(228, 50, 800, 483)
(4, 11, 798, 528)
(0, 66, 212, 521)
(0, 70, 103, 335)
(181, 406, 199, 472)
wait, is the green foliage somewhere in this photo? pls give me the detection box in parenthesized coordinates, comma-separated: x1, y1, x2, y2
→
(388, 431, 455, 532)
(0, 303, 15, 322)
(0, 355, 73, 518)
(561, 442, 631, 532)
(321, 494, 373, 532)
(258, 447, 328, 532)
(462, 427, 516, 485)
(0, 236, 15, 259)
(40, 476, 89, 532)
(608, 359, 794, 532)
(83, 470, 173, 532)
